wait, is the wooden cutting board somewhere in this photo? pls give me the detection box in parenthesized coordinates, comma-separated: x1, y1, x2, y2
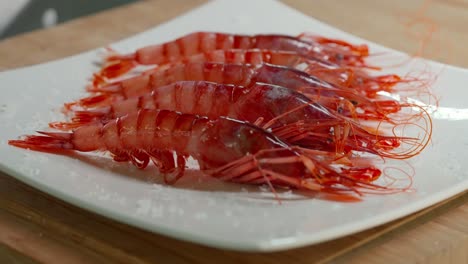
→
(0, 0, 466, 263)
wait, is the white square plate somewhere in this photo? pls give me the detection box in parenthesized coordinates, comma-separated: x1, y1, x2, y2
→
(0, 0, 467, 252)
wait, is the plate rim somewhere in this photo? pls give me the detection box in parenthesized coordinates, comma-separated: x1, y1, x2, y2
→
(0, 0, 467, 252)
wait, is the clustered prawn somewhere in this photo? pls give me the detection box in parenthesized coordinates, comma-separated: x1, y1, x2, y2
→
(9, 31, 432, 201)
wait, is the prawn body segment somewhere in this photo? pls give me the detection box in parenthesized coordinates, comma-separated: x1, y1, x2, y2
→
(77, 62, 401, 121)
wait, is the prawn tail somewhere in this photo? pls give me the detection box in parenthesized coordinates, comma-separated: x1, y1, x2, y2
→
(95, 53, 138, 80)
(8, 132, 73, 152)
(86, 82, 122, 93)
(49, 108, 110, 130)
(64, 94, 113, 110)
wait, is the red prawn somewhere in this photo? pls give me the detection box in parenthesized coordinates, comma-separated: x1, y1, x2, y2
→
(76, 62, 402, 121)
(93, 49, 401, 98)
(10, 109, 387, 199)
(96, 31, 371, 80)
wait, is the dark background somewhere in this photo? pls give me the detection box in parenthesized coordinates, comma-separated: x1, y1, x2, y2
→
(0, 0, 139, 39)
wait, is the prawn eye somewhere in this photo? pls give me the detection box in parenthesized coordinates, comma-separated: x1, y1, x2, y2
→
(335, 53, 344, 61)
(233, 126, 267, 155)
(235, 127, 254, 152)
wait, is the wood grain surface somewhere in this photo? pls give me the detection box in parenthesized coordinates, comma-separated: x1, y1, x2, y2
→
(0, 0, 467, 263)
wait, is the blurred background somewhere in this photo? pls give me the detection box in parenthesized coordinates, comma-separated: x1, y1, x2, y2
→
(0, 0, 139, 39)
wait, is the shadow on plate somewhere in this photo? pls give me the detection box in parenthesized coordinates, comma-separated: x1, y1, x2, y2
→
(65, 152, 348, 202)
